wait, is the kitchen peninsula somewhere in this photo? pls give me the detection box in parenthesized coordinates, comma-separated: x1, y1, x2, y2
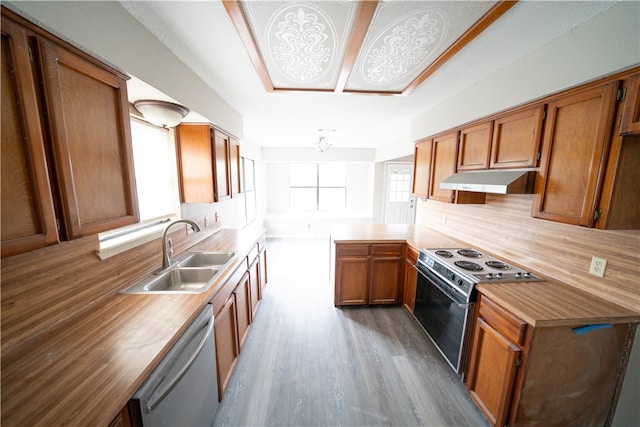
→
(330, 223, 640, 426)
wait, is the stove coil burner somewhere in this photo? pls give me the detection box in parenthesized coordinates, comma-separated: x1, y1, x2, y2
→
(435, 250, 454, 258)
(457, 249, 483, 258)
(485, 261, 511, 270)
(454, 260, 484, 271)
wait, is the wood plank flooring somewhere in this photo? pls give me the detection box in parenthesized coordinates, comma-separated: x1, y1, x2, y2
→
(213, 237, 488, 427)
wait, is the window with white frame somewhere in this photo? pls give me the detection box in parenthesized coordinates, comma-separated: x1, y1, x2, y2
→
(289, 163, 346, 211)
(129, 118, 181, 221)
(97, 118, 181, 257)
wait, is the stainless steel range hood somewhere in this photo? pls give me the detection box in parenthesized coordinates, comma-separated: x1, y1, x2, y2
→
(440, 169, 536, 194)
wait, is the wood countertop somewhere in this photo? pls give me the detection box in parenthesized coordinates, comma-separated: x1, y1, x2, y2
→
(330, 224, 640, 327)
(1, 226, 265, 427)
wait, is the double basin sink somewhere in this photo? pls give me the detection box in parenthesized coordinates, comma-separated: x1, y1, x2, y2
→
(121, 251, 236, 294)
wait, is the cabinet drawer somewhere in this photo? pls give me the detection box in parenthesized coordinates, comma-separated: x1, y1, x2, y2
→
(211, 262, 247, 316)
(337, 244, 370, 257)
(371, 243, 403, 256)
(248, 243, 259, 262)
(478, 296, 527, 345)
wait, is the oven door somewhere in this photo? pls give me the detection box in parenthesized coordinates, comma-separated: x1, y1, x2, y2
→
(413, 263, 475, 376)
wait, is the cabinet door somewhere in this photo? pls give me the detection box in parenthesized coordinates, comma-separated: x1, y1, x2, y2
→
(214, 295, 239, 399)
(533, 82, 618, 226)
(370, 256, 401, 304)
(429, 131, 458, 203)
(229, 137, 241, 197)
(412, 138, 432, 198)
(1, 16, 58, 257)
(176, 124, 215, 203)
(458, 121, 492, 171)
(37, 38, 138, 239)
(402, 247, 418, 314)
(335, 256, 369, 306)
(620, 73, 640, 135)
(490, 105, 545, 169)
(248, 256, 260, 318)
(213, 129, 231, 201)
(466, 317, 521, 427)
(259, 247, 268, 295)
(234, 272, 251, 349)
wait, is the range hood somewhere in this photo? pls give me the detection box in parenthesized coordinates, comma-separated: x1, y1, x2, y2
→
(440, 170, 536, 194)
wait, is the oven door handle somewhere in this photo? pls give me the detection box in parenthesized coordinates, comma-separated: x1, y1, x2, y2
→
(414, 264, 470, 306)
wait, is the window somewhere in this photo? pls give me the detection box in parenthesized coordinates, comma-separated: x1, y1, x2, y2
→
(129, 118, 181, 221)
(289, 163, 346, 211)
(97, 118, 181, 258)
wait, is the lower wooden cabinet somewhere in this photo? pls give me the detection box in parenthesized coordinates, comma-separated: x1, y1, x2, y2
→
(214, 294, 239, 399)
(334, 243, 403, 306)
(234, 272, 251, 349)
(248, 255, 260, 318)
(466, 294, 636, 427)
(402, 246, 419, 314)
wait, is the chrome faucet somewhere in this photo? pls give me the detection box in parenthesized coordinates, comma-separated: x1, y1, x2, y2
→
(161, 219, 201, 269)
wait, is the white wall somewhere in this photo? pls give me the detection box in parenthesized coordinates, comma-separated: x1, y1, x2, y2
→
(263, 148, 376, 236)
(411, 0, 640, 141)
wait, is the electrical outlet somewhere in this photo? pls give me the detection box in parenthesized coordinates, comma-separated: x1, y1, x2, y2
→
(441, 215, 447, 224)
(589, 256, 607, 278)
(204, 216, 209, 227)
(214, 212, 219, 222)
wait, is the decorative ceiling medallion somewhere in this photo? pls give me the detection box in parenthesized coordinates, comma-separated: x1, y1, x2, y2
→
(268, 5, 336, 83)
(361, 10, 446, 88)
(224, 0, 517, 95)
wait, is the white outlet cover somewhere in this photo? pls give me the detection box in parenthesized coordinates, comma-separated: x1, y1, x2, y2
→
(589, 256, 607, 278)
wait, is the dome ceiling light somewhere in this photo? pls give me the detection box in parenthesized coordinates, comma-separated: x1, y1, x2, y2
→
(223, 0, 516, 96)
(134, 99, 189, 128)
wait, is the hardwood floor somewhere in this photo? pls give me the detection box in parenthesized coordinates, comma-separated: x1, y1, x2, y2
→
(213, 237, 488, 427)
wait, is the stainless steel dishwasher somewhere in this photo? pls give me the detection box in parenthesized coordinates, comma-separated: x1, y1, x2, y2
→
(130, 304, 219, 426)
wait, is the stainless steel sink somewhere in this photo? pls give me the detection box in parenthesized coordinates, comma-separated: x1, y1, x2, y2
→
(178, 251, 236, 268)
(121, 251, 237, 294)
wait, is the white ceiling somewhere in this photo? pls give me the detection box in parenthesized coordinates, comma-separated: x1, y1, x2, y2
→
(121, 1, 619, 150)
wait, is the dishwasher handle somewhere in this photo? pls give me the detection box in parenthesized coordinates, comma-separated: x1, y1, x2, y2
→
(144, 312, 215, 413)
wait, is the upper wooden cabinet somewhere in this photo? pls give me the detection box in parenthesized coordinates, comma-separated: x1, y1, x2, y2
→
(176, 124, 215, 203)
(458, 121, 493, 171)
(533, 82, 619, 227)
(429, 131, 459, 203)
(411, 138, 433, 198)
(1, 9, 138, 256)
(490, 104, 545, 169)
(176, 124, 240, 203)
(620, 73, 640, 135)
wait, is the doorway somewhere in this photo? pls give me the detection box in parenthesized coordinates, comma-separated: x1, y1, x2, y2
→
(383, 162, 415, 224)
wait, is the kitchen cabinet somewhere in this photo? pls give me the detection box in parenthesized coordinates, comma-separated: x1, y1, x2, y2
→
(429, 131, 458, 203)
(532, 82, 619, 227)
(234, 271, 251, 349)
(230, 137, 241, 196)
(412, 138, 432, 198)
(412, 133, 484, 204)
(457, 121, 493, 171)
(1, 10, 138, 256)
(176, 124, 215, 203)
(248, 248, 260, 318)
(490, 104, 545, 169)
(402, 245, 419, 315)
(334, 243, 402, 306)
(176, 124, 240, 203)
(214, 293, 239, 399)
(466, 294, 635, 427)
(466, 296, 526, 427)
(620, 73, 640, 135)
(259, 238, 268, 294)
